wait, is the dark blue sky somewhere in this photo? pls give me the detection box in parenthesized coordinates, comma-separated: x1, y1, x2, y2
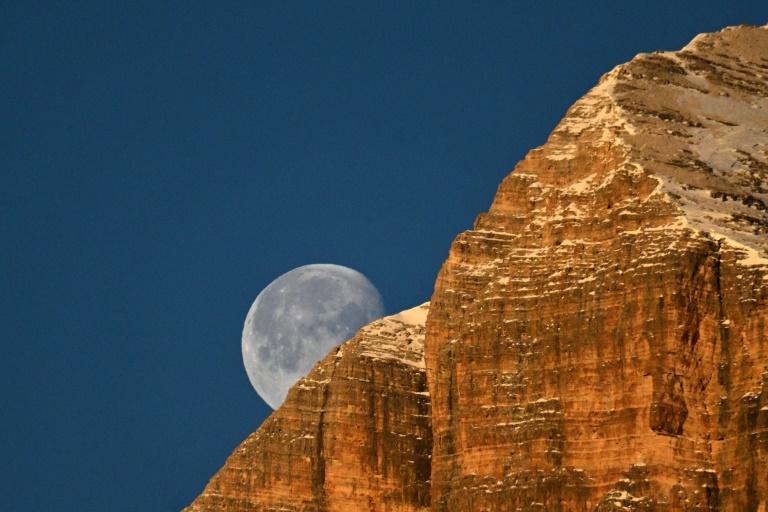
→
(2, 2, 765, 510)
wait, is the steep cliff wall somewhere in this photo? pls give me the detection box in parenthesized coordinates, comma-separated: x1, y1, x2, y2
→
(426, 24, 768, 511)
(184, 304, 431, 512)
(186, 25, 768, 512)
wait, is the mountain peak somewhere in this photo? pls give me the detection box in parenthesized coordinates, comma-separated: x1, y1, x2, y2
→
(505, 25, 768, 260)
(186, 26, 768, 512)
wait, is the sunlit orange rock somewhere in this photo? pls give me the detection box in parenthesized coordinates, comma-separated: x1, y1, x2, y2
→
(184, 304, 432, 512)
(427, 24, 768, 512)
(186, 25, 768, 511)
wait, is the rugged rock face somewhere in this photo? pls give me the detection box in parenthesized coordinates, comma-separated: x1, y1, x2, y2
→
(186, 25, 768, 511)
(184, 304, 432, 512)
(426, 24, 768, 511)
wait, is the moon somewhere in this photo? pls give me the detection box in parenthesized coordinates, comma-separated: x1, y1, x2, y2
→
(242, 264, 385, 409)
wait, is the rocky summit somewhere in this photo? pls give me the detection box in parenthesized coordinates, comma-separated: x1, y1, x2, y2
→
(186, 25, 768, 511)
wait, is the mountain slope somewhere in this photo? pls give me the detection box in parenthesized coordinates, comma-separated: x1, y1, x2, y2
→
(184, 304, 431, 512)
(426, 24, 768, 511)
(186, 25, 768, 511)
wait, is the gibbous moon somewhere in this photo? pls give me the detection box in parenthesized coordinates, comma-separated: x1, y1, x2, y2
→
(242, 264, 385, 409)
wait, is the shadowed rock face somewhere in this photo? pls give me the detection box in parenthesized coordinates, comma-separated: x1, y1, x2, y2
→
(186, 25, 768, 511)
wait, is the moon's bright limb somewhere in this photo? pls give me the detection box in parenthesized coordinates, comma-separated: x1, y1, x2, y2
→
(242, 264, 385, 409)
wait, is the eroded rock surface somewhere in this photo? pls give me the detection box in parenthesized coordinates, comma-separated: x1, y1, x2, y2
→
(186, 25, 768, 512)
(426, 24, 768, 511)
(184, 303, 431, 512)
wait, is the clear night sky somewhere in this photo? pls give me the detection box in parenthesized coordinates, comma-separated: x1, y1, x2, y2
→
(2, 2, 766, 510)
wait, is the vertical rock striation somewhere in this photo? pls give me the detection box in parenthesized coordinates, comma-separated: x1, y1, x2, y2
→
(426, 24, 768, 511)
(186, 25, 768, 511)
(184, 303, 431, 512)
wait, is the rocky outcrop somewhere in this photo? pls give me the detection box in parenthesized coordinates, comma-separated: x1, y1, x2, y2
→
(426, 24, 768, 511)
(184, 304, 432, 512)
(186, 25, 768, 511)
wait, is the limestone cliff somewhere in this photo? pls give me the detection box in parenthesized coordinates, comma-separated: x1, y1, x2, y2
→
(186, 25, 768, 511)
(427, 24, 768, 511)
(184, 304, 431, 512)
